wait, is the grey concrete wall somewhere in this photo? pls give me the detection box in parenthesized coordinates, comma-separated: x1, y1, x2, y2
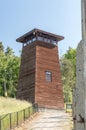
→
(73, 40, 85, 130)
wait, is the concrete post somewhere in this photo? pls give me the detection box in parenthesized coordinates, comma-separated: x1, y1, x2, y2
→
(73, 0, 86, 129)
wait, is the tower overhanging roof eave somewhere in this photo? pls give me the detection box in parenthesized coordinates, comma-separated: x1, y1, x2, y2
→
(16, 28, 64, 43)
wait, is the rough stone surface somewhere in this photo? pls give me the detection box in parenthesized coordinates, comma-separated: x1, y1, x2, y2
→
(73, 41, 85, 130)
(73, 0, 86, 129)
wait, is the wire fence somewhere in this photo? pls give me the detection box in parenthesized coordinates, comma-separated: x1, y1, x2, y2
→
(0, 103, 38, 130)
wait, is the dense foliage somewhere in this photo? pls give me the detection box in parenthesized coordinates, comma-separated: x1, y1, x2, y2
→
(0, 42, 20, 97)
(61, 47, 76, 103)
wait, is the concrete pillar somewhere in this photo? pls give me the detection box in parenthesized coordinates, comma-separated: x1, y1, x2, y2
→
(73, 0, 86, 129)
(73, 41, 85, 130)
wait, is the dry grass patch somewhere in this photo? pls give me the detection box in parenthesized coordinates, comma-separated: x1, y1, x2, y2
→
(0, 96, 31, 115)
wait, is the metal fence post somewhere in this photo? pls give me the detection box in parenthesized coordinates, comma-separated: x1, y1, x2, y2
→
(33, 104, 35, 113)
(34, 103, 38, 112)
(23, 109, 25, 121)
(10, 113, 12, 129)
(29, 107, 31, 116)
(28, 107, 30, 117)
(17, 112, 18, 126)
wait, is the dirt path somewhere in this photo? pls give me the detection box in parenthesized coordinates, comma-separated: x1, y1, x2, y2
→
(15, 110, 73, 130)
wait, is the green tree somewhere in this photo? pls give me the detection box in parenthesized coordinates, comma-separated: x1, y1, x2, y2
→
(0, 49, 7, 96)
(6, 56, 20, 97)
(61, 47, 76, 102)
(0, 42, 4, 52)
(0, 44, 20, 97)
(4, 47, 20, 97)
(5, 46, 14, 56)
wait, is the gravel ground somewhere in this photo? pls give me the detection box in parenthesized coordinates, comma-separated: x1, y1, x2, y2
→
(14, 110, 73, 130)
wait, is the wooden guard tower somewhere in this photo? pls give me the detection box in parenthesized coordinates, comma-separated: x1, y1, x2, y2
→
(16, 28, 64, 109)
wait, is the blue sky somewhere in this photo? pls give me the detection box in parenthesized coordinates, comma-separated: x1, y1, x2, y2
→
(0, 0, 81, 56)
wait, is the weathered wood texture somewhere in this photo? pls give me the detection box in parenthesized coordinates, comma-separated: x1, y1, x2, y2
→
(17, 42, 36, 103)
(35, 41, 64, 109)
(17, 41, 64, 109)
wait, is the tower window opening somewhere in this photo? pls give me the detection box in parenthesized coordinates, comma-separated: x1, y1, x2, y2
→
(32, 37, 36, 42)
(38, 36, 43, 41)
(46, 71, 52, 82)
(44, 38, 48, 43)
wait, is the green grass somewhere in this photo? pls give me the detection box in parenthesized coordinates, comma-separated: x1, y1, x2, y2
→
(0, 97, 35, 130)
(0, 96, 31, 115)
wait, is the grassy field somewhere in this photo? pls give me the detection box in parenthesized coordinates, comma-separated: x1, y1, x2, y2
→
(0, 97, 34, 130)
(0, 96, 31, 116)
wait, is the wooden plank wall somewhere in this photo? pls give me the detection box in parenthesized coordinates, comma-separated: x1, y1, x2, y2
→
(35, 41, 64, 109)
(17, 42, 36, 103)
(17, 40, 64, 109)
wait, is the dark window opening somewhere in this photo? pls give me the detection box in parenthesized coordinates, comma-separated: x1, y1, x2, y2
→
(46, 71, 52, 82)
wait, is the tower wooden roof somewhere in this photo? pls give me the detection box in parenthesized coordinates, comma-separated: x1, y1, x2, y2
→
(16, 28, 64, 43)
